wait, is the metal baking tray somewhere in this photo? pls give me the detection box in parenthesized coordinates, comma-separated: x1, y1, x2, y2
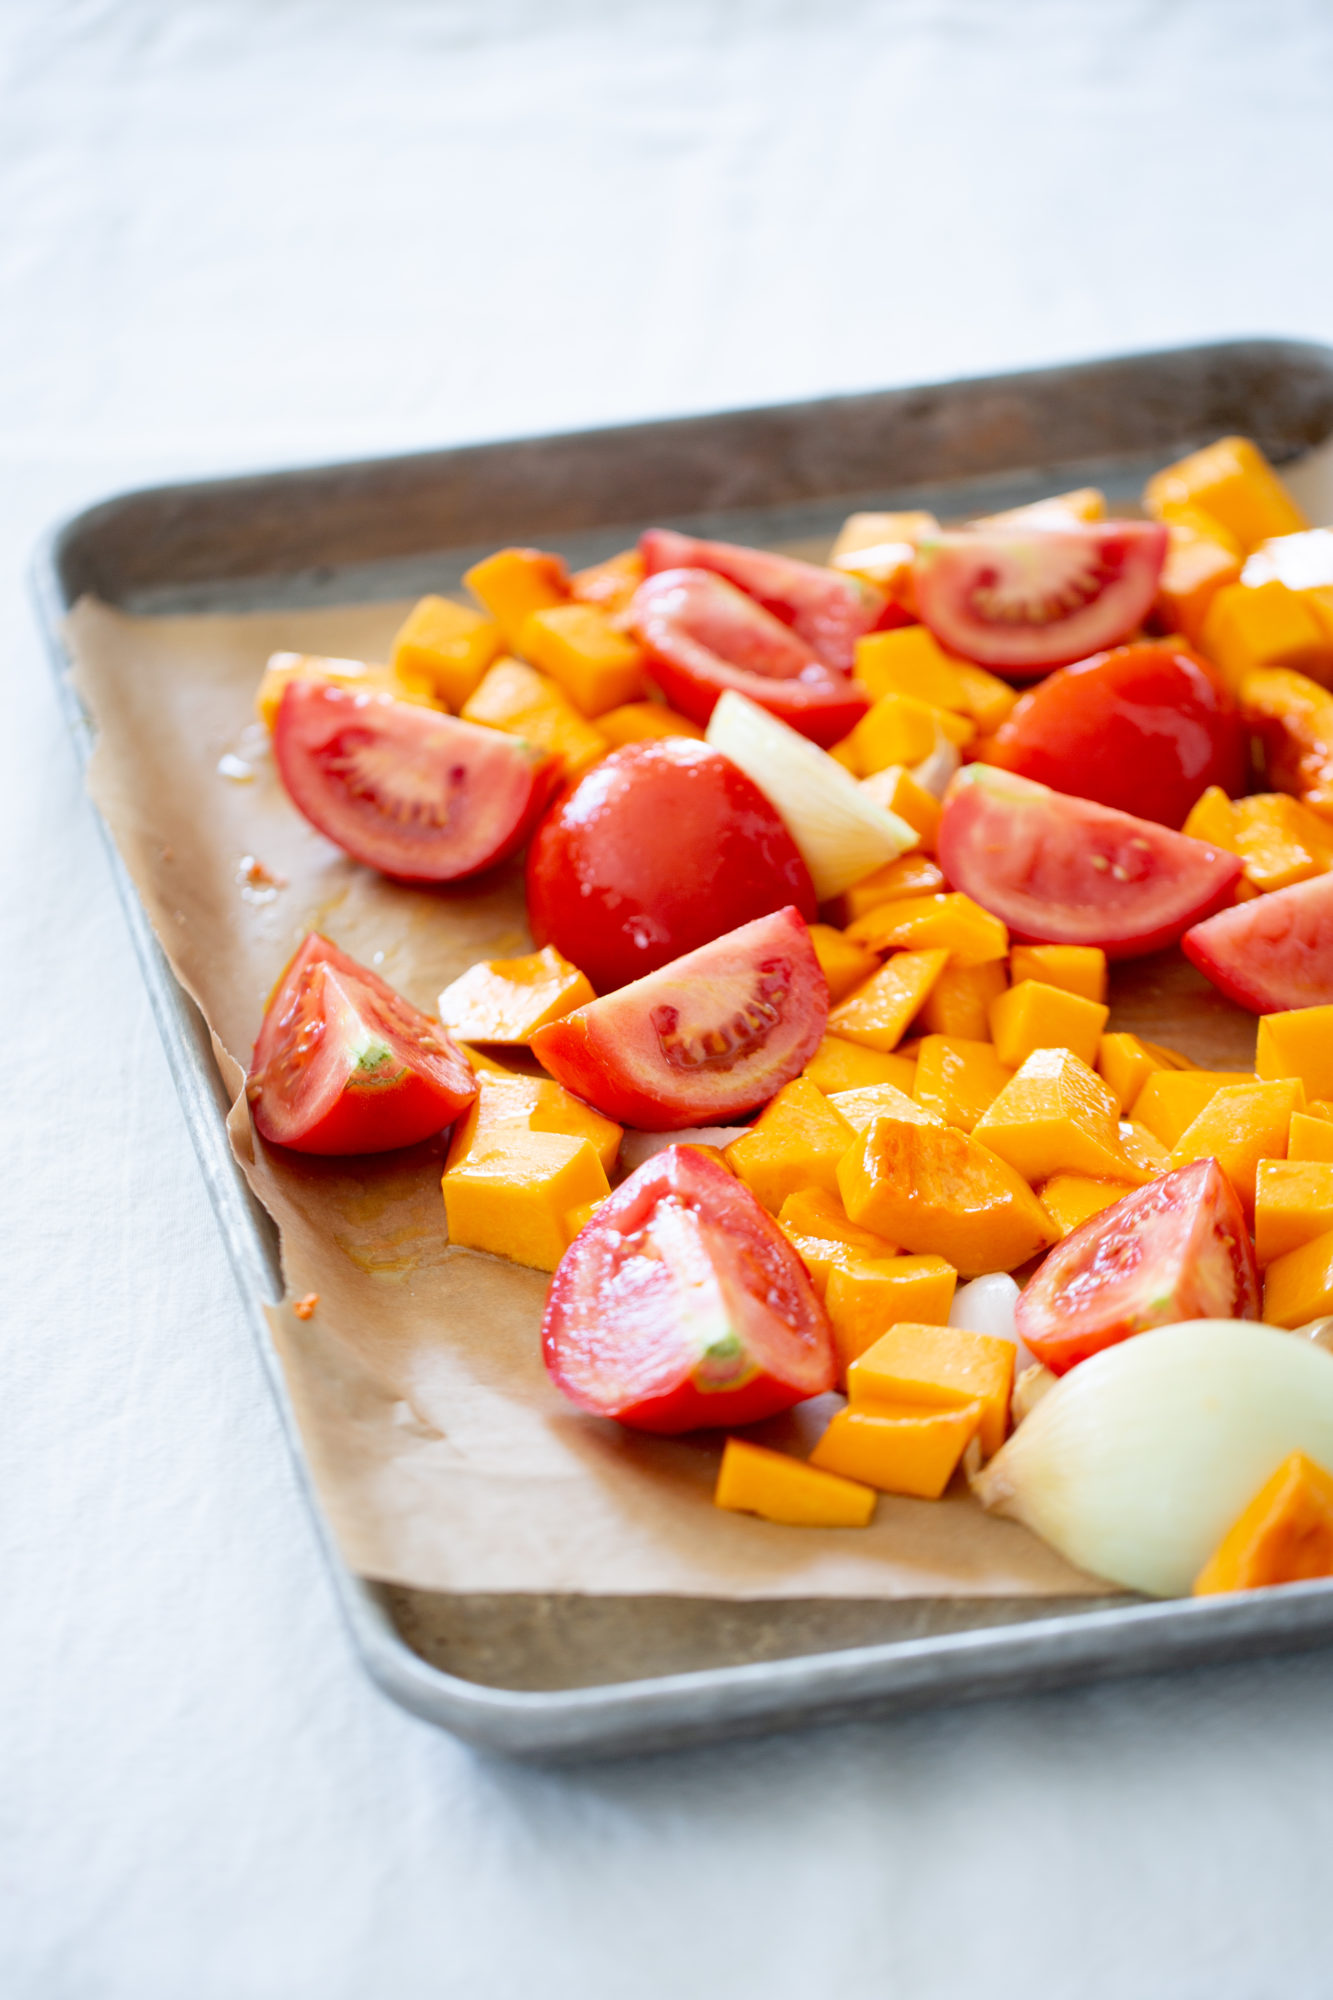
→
(33, 337, 1333, 1761)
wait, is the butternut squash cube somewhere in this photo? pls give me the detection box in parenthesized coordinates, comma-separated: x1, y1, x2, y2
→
(595, 701, 704, 746)
(1154, 522, 1243, 647)
(988, 979, 1109, 1071)
(569, 548, 645, 617)
(842, 692, 974, 777)
(827, 948, 949, 1052)
(1232, 792, 1333, 892)
(1264, 1225, 1333, 1328)
(949, 662, 1018, 737)
(975, 1047, 1149, 1187)
(1009, 944, 1107, 1004)
(804, 1036, 917, 1097)
(447, 1071, 621, 1176)
(830, 509, 940, 561)
(1168, 1079, 1304, 1220)
(912, 1034, 1014, 1132)
(1130, 1068, 1256, 1148)
(461, 657, 608, 780)
(714, 1437, 876, 1528)
(853, 625, 973, 711)
(1182, 784, 1238, 850)
(847, 892, 1009, 966)
(837, 853, 945, 923)
(1120, 1119, 1171, 1174)
(916, 961, 1007, 1041)
(438, 945, 594, 1045)
(1194, 1451, 1333, 1594)
(778, 1187, 898, 1302)
(837, 1115, 1056, 1276)
(1201, 580, 1332, 691)
(1256, 1006, 1333, 1100)
(810, 1401, 981, 1498)
(1253, 1159, 1333, 1267)
(823, 1253, 957, 1379)
(1146, 437, 1308, 552)
(847, 1320, 1014, 1458)
(1289, 1111, 1333, 1163)
(1039, 1174, 1132, 1238)
(1097, 1032, 1171, 1115)
(828, 1080, 940, 1136)
(517, 602, 646, 717)
(254, 651, 428, 730)
(442, 1131, 610, 1271)
(724, 1078, 855, 1214)
(390, 596, 502, 710)
(856, 766, 942, 850)
(808, 924, 879, 1003)
(464, 547, 570, 648)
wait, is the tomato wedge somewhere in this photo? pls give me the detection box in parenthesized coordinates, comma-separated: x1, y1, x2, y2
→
(629, 570, 870, 747)
(542, 1145, 835, 1432)
(1016, 1159, 1258, 1375)
(914, 522, 1167, 675)
(938, 765, 1242, 958)
(1183, 872, 1333, 1012)
(526, 739, 816, 993)
(977, 640, 1245, 829)
(274, 680, 557, 883)
(247, 933, 476, 1154)
(531, 906, 827, 1129)
(640, 528, 887, 672)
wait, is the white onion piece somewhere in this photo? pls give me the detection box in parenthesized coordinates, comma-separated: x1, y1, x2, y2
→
(909, 731, 961, 799)
(974, 1320, 1333, 1596)
(948, 1273, 1038, 1363)
(618, 1127, 751, 1176)
(705, 690, 916, 899)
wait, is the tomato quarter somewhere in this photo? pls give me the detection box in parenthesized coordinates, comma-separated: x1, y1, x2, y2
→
(938, 765, 1242, 958)
(531, 906, 828, 1129)
(542, 1144, 835, 1432)
(641, 527, 887, 672)
(247, 933, 476, 1154)
(274, 679, 557, 883)
(525, 738, 816, 993)
(1183, 872, 1333, 1012)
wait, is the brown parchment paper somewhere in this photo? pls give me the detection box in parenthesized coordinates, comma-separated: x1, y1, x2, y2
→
(68, 593, 1255, 1602)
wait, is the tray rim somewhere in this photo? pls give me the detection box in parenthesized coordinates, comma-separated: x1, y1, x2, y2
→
(33, 333, 1333, 1762)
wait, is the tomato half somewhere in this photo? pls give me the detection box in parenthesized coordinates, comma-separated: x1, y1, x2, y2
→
(247, 933, 476, 1154)
(629, 570, 870, 747)
(978, 640, 1246, 829)
(1183, 872, 1333, 1012)
(526, 738, 816, 993)
(542, 1144, 835, 1431)
(274, 680, 557, 883)
(1016, 1159, 1258, 1375)
(938, 765, 1242, 958)
(913, 522, 1168, 675)
(531, 907, 827, 1129)
(640, 528, 887, 672)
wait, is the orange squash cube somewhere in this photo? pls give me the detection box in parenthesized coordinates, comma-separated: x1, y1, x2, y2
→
(804, 1036, 917, 1097)
(847, 1320, 1015, 1458)
(846, 892, 1008, 967)
(810, 1401, 981, 1499)
(1256, 1006, 1333, 1100)
(595, 701, 704, 746)
(975, 1047, 1149, 1187)
(827, 948, 949, 1052)
(1038, 1174, 1132, 1238)
(823, 1252, 957, 1378)
(447, 1071, 621, 1176)
(842, 692, 974, 777)
(724, 1078, 854, 1214)
(1254, 1159, 1333, 1267)
(517, 602, 647, 717)
(988, 979, 1108, 1071)
(1289, 1112, 1333, 1164)
(830, 510, 940, 561)
(1009, 944, 1107, 1005)
(1231, 793, 1333, 892)
(1182, 784, 1238, 850)
(1201, 580, 1332, 691)
(1097, 1032, 1171, 1115)
(853, 625, 972, 711)
(461, 657, 608, 781)
(1153, 522, 1243, 647)
(837, 1115, 1055, 1276)
(390, 595, 503, 710)
(1194, 1452, 1333, 1594)
(856, 767, 942, 850)
(828, 1080, 938, 1136)
(714, 1437, 876, 1528)
(837, 853, 946, 923)
(437, 946, 594, 1045)
(777, 1187, 898, 1301)
(569, 548, 645, 617)
(442, 1131, 610, 1271)
(1119, 1119, 1170, 1175)
(912, 1035, 1014, 1132)
(1131, 1067, 1257, 1148)
(254, 651, 428, 730)
(1145, 436, 1308, 551)
(808, 924, 879, 1003)
(1166, 1078, 1303, 1218)
(464, 547, 569, 648)
(1264, 1226, 1333, 1328)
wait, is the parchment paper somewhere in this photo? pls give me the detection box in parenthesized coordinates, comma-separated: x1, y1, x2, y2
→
(68, 591, 1241, 1601)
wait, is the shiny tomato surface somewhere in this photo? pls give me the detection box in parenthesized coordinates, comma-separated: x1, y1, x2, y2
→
(1016, 1160, 1259, 1374)
(629, 569, 869, 746)
(640, 527, 887, 672)
(526, 738, 816, 993)
(531, 906, 827, 1129)
(938, 765, 1242, 958)
(247, 933, 476, 1154)
(978, 640, 1246, 828)
(1183, 872, 1333, 1012)
(274, 680, 556, 882)
(542, 1145, 835, 1432)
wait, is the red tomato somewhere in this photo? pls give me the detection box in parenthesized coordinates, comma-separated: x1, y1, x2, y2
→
(629, 569, 870, 747)
(914, 522, 1168, 675)
(1183, 872, 1333, 1012)
(542, 1144, 835, 1432)
(641, 528, 887, 672)
(247, 933, 476, 1154)
(525, 738, 817, 993)
(1016, 1159, 1259, 1375)
(531, 907, 827, 1129)
(274, 680, 557, 883)
(978, 640, 1245, 829)
(938, 765, 1242, 958)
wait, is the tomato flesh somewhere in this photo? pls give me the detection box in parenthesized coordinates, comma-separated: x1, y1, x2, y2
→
(640, 527, 887, 672)
(1183, 872, 1333, 1012)
(274, 679, 557, 883)
(542, 1145, 835, 1431)
(914, 522, 1168, 675)
(526, 738, 816, 993)
(247, 933, 476, 1154)
(938, 765, 1242, 958)
(978, 640, 1245, 829)
(531, 907, 827, 1129)
(629, 569, 870, 747)
(1016, 1159, 1258, 1375)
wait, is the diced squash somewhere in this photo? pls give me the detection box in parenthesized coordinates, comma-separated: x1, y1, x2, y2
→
(714, 1437, 876, 1528)
(1009, 945, 1107, 1004)
(827, 949, 950, 1052)
(447, 1071, 621, 1176)
(1256, 1006, 1333, 1100)
(1131, 1068, 1259, 1149)
(847, 1320, 1015, 1458)
(854, 625, 973, 711)
(1254, 1159, 1333, 1267)
(778, 1186, 894, 1252)
(1289, 1112, 1333, 1164)
(517, 602, 646, 717)
(595, 700, 704, 746)
(724, 1078, 855, 1214)
(975, 1047, 1149, 1187)
(823, 1254, 958, 1379)
(804, 1036, 917, 1097)
(1194, 1451, 1333, 1593)
(809, 1401, 981, 1499)
(830, 510, 940, 561)
(842, 692, 974, 777)
(437, 946, 594, 1044)
(456, 1043, 522, 1079)
(988, 979, 1108, 1072)
(1097, 1032, 1171, 1115)
(837, 853, 944, 923)
(390, 596, 503, 710)
(1039, 1174, 1131, 1238)
(442, 1131, 610, 1271)
(829, 1081, 939, 1137)
(915, 961, 1007, 1042)
(1231, 793, 1333, 892)
(1182, 783, 1238, 850)
(1154, 521, 1243, 647)
(912, 1035, 1014, 1133)
(254, 651, 428, 730)
(1166, 1079, 1303, 1220)
(1119, 1119, 1170, 1174)
(846, 892, 1008, 967)
(808, 924, 879, 1003)
(461, 657, 608, 780)
(1200, 580, 1332, 691)
(856, 766, 942, 850)
(950, 662, 1019, 736)
(837, 1115, 1056, 1276)
(569, 548, 645, 617)
(1155, 501, 1243, 560)
(1145, 437, 1308, 552)
(464, 547, 569, 648)
(1264, 1226, 1333, 1328)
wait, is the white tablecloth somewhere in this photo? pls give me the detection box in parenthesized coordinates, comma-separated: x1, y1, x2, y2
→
(6, 2, 1333, 1993)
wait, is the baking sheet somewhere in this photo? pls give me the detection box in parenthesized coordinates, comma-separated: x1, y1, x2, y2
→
(68, 590, 1256, 1604)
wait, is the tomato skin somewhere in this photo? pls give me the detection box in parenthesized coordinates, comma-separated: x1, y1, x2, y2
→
(525, 739, 817, 994)
(542, 1145, 835, 1432)
(1016, 1159, 1258, 1375)
(978, 641, 1246, 829)
(1183, 872, 1333, 1012)
(274, 680, 558, 883)
(914, 522, 1168, 675)
(248, 933, 476, 1154)
(938, 765, 1242, 958)
(629, 569, 870, 748)
(640, 528, 886, 672)
(531, 907, 828, 1129)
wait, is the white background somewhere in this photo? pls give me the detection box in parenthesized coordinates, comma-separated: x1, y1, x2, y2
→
(6, 2, 1333, 1994)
